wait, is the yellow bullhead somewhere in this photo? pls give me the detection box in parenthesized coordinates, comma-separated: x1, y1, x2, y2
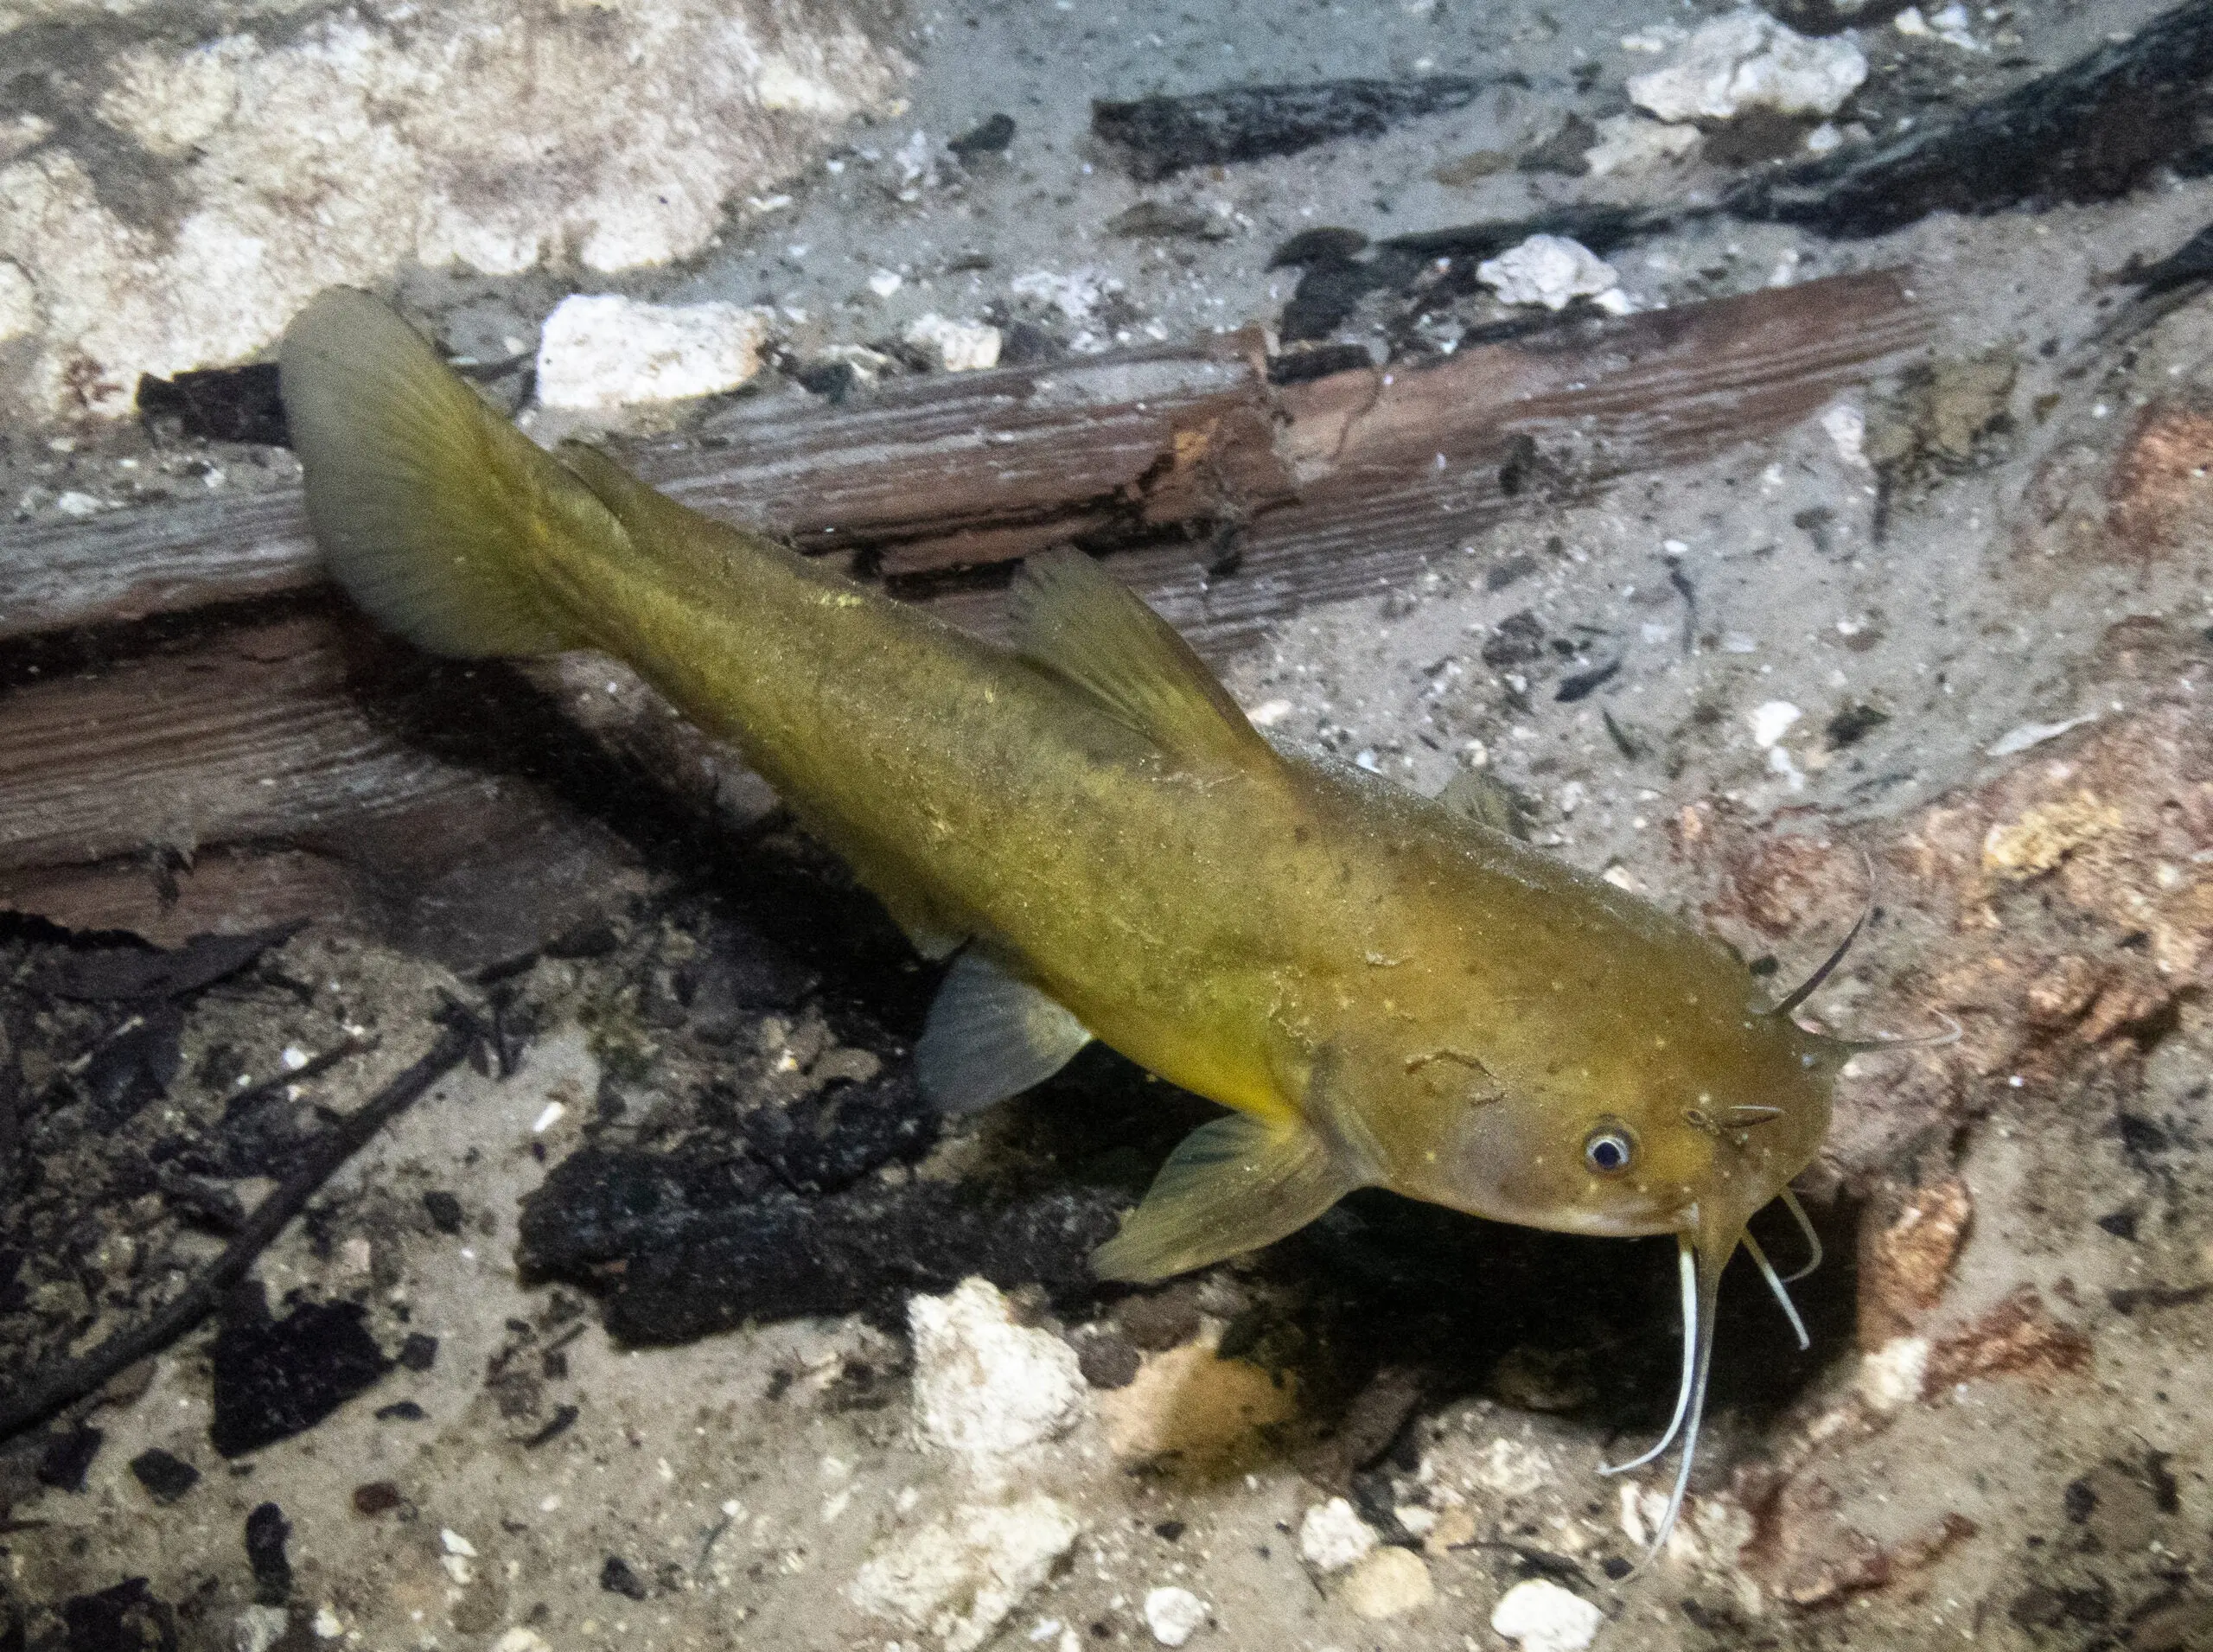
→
(280, 289, 1852, 1557)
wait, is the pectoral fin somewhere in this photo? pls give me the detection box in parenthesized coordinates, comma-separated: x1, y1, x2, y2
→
(915, 951, 1093, 1113)
(1093, 1113, 1358, 1282)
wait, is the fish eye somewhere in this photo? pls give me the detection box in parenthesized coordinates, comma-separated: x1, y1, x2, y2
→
(1583, 1124, 1636, 1177)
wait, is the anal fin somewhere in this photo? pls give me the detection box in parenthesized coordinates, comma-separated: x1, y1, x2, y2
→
(916, 952, 1093, 1113)
(1093, 1112, 1358, 1282)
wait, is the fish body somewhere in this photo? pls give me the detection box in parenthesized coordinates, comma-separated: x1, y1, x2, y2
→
(280, 290, 1846, 1554)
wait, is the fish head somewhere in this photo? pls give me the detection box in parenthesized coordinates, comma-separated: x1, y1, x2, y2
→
(1382, 973, 1846, 1247)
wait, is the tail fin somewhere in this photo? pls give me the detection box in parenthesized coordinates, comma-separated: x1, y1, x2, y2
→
(280, 289, 624, 658)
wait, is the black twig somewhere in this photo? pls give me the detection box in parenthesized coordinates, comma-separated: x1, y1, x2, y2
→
(0, 1025, 471, 1445)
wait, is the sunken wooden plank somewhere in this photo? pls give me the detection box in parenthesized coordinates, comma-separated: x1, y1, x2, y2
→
(932, 270, 1928, 652)
(0, 331, 1287, 639)
(1, 275, 1921, 644)
(0, 273, 1924, 944)
(0, 613, 646, 962)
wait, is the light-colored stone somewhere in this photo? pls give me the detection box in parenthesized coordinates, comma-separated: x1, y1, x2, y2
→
(1010, 266, 1122, 322)
(232, 1606, 290, 1652)
(1476, 235, 1621, 312)
(534, 296, 771, 411)
(0, 0, 903, 415)
(489, 1633, 550, 1652)
(1469, 1435, 1551, 1498)
(1094, 1335, 1298, 1466)
(1583, 114, 1701, 177)
(904, 313, 1004, 372)
(1421, 1505, 1477, 1556)
(910, 1278, 1087, 1470)
(0, 258, 38, 344)
(1143, 1585, 1209, 1647)
(848, 1496, 1082, 1652)
(1490, 1578, 1604, 1652)
(1298, 1497, 1377, 1572)
(1821, 400, 1868, 467)
(1340, 1547, 1434, 1619)
(1628, 9, 1867, 124)
(1750, 700, 1803, 749)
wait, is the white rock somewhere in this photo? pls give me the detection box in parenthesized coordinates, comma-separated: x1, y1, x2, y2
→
(439, 1528, 477, 1557)
(1490, 1578, 1604, 1652)
(1583, 114, 1701, 177)
(534, 297, 769, 411)
(232, 1606, 291, 1652)
(848, 1496, 1082, 1652)
(905, 314, 1004, 372)
(1859, 1335, 1930, 1412)
(1893, 5, 1932, 35)
(909, 1278, 1087, 1470)
(1011, 267, 1122, 322)
(0, 0, 902, 416)
(1628, 10, 1867, 124)
(1820, 400, 1869, 466)
(0, 258, 37, 343)
(1987, 713, 2098, 758)
(1749, 700, 1802, 749)
(869, 269, 906, 297)
(1298, 1496, 1378, 1572)
(813, 343, 899, 386)
(1342, 1547, 1435, 1619)
(895, 129, 937, 186)
(1143, 1585, 1209, 1647)
(490, 1633, 550, 1652)
(1393, 1503, 1438, 1538)
(1476, 235, 1621, 312)
(1470, 1436, 1550, 1498)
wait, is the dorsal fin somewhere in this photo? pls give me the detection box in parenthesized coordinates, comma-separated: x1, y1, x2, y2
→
(1011, 549, 1274, 769)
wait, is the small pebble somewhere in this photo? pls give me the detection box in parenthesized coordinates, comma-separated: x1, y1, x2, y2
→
(1076, 1330, 1142, 1389)
(1118, 1292, 1202, 1351)
(351, 1481, 403, 1516)
(1492, 1578, 1604, 1652)
(1298, 1497, 1377, 1572)
(129, 1446, 201, 1503)
(1341, 1547, 1434, 1620)
(1143, 1585, 1208, 1647)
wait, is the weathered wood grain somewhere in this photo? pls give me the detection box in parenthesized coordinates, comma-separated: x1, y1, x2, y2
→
(0, 272, 1928, 946)
(1, 275, 1921, 644)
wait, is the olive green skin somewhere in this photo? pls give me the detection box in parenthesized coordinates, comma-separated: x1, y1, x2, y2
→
(534, 458, 1840, 1250)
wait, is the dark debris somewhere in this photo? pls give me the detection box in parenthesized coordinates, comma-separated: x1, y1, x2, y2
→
(135, 361, 289, 447)
(1094, 75, 1501, 182)
(209, 1292, 392, 1457)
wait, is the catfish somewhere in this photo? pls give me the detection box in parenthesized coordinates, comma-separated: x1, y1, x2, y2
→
(279, 289, 1854, 1556)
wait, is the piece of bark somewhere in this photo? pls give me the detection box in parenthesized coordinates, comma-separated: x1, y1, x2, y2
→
(1857, 1177, 1974, 1348)
(1734, 3, 2213, 236)
(1093, 77, 1498, 182)
(0, 612, 644, 966)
